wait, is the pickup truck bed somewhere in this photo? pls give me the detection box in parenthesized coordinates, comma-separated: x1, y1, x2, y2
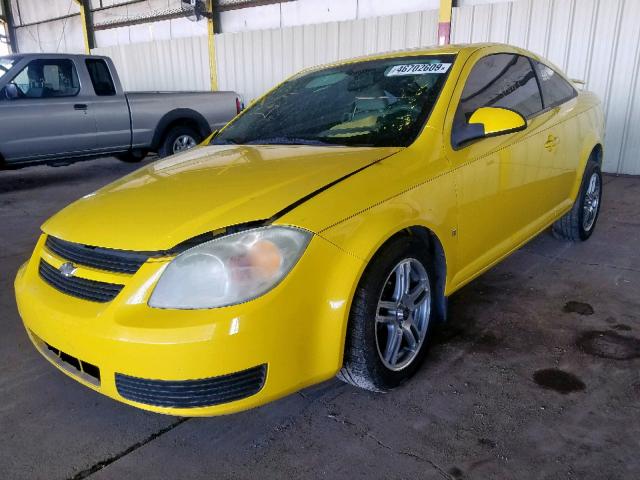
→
(0, 53, 240, 168)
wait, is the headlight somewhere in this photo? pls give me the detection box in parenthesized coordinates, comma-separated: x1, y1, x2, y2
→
(148, 226, 312, 309)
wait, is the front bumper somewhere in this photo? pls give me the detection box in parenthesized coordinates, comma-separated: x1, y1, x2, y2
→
(14, 233, 363, 416)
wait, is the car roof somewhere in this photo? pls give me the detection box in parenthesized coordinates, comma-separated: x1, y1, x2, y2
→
(0, 52, 110, 61)
(295, 42, 542, 74)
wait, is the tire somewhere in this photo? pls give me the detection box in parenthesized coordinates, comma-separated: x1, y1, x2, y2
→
(552, 159, 602, 241)
(338, 235, 437, 392)
(116, 150, 147, 163)
(158, 126, 202, 158)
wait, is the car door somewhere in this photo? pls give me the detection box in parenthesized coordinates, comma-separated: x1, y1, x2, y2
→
(531, 60, 581, 213)
(0, 58, 97, 162)
(444, 52, 549, 286)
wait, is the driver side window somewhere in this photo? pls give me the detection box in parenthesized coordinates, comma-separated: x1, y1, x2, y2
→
(10, 59, 80, 99)
(454, 54, 543, 133)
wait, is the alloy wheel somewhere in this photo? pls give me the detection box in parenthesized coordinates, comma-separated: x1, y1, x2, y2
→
(172, 135, 197, 153)
(375, 258, 431, 371)
(583, 172, 601, 231)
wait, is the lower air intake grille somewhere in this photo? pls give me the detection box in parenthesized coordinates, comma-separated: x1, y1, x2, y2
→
(115, 365, 267, 408)
(32, 334, 101, 386)
(39, 259, 124, 303)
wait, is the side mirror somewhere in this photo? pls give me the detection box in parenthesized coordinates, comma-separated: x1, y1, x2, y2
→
(453, 107, 527, 147)
(3, 83, 19, 100)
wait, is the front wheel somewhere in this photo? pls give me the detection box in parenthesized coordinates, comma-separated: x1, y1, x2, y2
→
(553, 159, 602, 241)
(338, 236, 436, 392)
(158, 126, 202, 158)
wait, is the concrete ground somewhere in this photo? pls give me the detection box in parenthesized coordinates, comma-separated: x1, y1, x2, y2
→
(1, 158, 638, 480)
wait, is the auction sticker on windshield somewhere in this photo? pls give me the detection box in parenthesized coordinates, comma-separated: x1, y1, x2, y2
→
(385, 63, 452, 76)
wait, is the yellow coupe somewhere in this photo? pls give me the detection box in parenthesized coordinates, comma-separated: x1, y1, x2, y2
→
(14, 43, 604, 416)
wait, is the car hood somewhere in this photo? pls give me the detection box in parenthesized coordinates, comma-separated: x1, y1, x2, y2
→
(42, 145, 401, 251)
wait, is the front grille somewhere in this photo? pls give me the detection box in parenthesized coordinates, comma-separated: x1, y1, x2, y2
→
(33, 334, 101, 386)
(45, 236, 152, 274)
(39, 259, 124, 303)
(115, 365, 267, 408)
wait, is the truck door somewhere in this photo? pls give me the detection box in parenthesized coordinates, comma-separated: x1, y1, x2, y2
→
(84, 58, 131, 153)
(0, 58, 97, 162)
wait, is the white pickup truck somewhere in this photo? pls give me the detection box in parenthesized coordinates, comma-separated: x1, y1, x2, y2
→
(0, 53, 241, 168)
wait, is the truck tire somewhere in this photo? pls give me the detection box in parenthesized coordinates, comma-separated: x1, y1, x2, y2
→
(338, 235, 436, 392)
(158, 126, 202, 157)
(552, 159, 602, 241)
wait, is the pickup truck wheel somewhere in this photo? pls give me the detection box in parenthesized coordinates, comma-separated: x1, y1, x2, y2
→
(338, 236, 436, 392)
(552, 159, 602, 241)
(159, 126, 201, 157)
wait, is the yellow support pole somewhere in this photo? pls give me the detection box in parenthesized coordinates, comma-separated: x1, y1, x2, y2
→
(73, 0, 91, 54)
(207, 0, 218, 91)
(438, 0, 453, 46)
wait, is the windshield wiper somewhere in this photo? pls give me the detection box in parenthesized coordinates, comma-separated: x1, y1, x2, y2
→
(245, 137, 334, 146)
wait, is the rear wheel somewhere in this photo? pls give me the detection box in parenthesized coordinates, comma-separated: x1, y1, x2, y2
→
(553, 159, 602, 241)
(338, 236, 436, 392)
(158, 126, 202, 157)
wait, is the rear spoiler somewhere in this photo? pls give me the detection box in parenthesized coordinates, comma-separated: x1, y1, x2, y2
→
(571, 78, 586, 90)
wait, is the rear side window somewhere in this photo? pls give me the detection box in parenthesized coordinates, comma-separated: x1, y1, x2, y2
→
(86, 59, 116, 96)
(533, 61, 577, 108)
(455, 54, 543, 127)
(11, 59, 80, 98)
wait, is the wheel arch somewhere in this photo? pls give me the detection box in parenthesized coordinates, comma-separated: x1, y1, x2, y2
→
(326, 219, 451, 345)
(326, 222, 449, 379)
(151, 109, 212, 151)
(591, 143, 603, 166)
(570, 141, 604, 201)
(365, 225, 448, 323)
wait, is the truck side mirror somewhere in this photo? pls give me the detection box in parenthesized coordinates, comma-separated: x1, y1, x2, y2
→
(3, 84, 20, 100)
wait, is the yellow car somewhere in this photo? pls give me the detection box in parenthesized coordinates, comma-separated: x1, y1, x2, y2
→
(14, 43, 604, 416)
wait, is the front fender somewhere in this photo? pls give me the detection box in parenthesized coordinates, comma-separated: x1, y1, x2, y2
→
(316, 169, 458, 296)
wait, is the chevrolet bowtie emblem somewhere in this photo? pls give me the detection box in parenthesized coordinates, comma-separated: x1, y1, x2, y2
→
(59, 262, 77, 278)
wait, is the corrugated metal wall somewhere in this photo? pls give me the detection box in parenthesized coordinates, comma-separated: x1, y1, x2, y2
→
(214, 10, 440, 104)
(94, 0, 640, 174)
(12, 0, 85, 54)
(95, 36, 211, 91)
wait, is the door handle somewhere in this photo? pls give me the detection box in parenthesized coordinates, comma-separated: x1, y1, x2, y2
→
(544, 134, 559, 151)
(74, 104, 88, 111)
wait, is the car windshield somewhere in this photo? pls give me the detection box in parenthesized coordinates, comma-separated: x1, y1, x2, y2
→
(212, 55, 455, 148)
(0, 57, 19, 81)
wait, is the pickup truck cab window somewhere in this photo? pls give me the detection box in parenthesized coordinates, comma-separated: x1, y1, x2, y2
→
(10, 59, 80, 99)
(0, 57, 20, 81)
(85, 59, 116, 96)
(533, 60, 578, 109)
